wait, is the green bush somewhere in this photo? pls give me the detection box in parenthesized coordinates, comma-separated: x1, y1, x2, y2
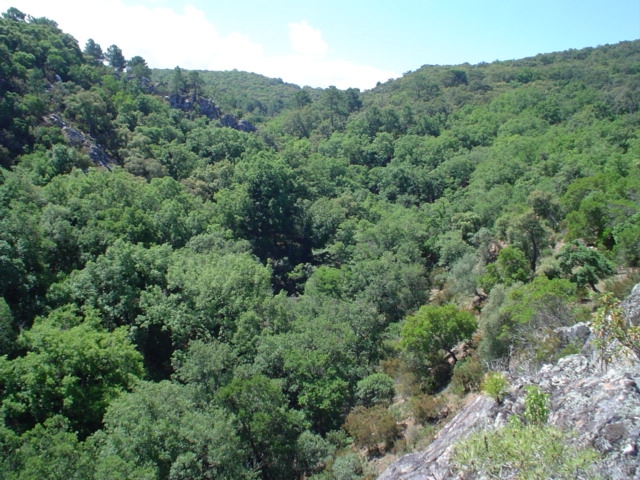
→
(410, 393, 447, 425)
(325, 429, 351, 450)
(328, 453, 364, 480)
(522, 385, 550, 425)
(451, 358, 484, 393)
(296, 430, 335, 475)
(355, 373, 395, 407)
(478, 278, 579, 364)
(481, 371, 509, 403)
(343, 405, 400, 453)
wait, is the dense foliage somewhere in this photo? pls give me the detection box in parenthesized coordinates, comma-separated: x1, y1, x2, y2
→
(1, 7, 639, 478)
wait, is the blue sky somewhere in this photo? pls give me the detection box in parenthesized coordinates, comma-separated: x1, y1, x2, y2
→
(2, 0, 639, 89)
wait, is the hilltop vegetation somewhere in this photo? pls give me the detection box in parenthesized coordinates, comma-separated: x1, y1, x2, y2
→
(1, 6, 639, 478)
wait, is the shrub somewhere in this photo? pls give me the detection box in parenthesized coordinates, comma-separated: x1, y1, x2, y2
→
(477, 284, 511, 361)
(522, 385, 550, 425)
(481, 371, 509, 403)
(329, 453, 363, 480)
(325, 429, 351, 450)
(451, 358, 484, 393)
(401, 304, 477, 364)
(343, 405, 400, 453)
(410, 394, 447, 425)
(592, 292, 640, 363)
(355, 373, 395, 407)
(296, 430, 335, 475)
(479, 277, 579, 364)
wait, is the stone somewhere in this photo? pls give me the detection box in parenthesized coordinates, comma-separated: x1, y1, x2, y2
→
(166, 93, 221, 119)
(62, 126, 85, 147)
(219, 114, 237, 129)
(378, 283, 640, 480)
(46, 114, 116, 169)
(237, 119, 257, 133)
(555, 322, 591, 347)
(622, 283, 640, 326)
(377, 395, 496, 480)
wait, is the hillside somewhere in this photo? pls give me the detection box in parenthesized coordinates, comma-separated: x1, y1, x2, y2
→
(380, 286, 640, 479)
(0, 6, 639, 479)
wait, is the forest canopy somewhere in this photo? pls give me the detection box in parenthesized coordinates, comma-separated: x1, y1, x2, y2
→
(1, 7, 639, 479)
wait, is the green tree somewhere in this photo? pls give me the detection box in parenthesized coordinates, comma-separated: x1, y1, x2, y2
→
(495, 246, 531, 284)
(0, 174, 49, 324)
(527, 190, 560, 229)
(295, 430, 334, 476)
(172, 339, 238, 404)
(497, 209, 552, 272)
(0, 307, 144, 437)
(188, 70, 203, 99)
(2, 7, 27, 21)
(170, 66, 188, 95)
(104, 44, 126, 71)
(217, 153, 304, 261)
(217, 375, 306, 479)
(401, 304, 477, 363)
(96, 380, 252, 480)
(0, 297, 15, 355)
(254, 302, 359, 433)
(127, 55, 151, 79)
(345, 87, 362, 113)
(556, 240, 614, 292)
(83, 38, 103, 66)
(1, 416, 93, 480)
(63, 240, 172, 329)
(322, 86, 347, 129)
(480, 246, 532, 292)
(139, 249, 272, 347)
(294, 89, 312, 108)
(64, 89, 113, 138)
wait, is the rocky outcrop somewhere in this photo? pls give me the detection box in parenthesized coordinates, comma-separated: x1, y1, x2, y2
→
(166, 95, 256, 131)
(378, 395, 496, 480)
(219, 114, 257, 132)
(555, 321, 591, 346)
(125, 76, 158, 95)
(379, 286, 640, 480)
(166, 94, 221, 119)
(533, 355, 640, 479)
(45, 114, 116, 169)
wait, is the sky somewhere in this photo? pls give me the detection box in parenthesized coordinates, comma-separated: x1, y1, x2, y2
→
(1, 0, 639, 90)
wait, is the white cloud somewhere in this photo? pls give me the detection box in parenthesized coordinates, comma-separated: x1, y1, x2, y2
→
(0, 0, 398, 89)
(288, 20, 328, 57)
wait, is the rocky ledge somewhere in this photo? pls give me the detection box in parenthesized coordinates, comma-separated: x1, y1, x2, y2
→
(379, 284, 640, 480)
